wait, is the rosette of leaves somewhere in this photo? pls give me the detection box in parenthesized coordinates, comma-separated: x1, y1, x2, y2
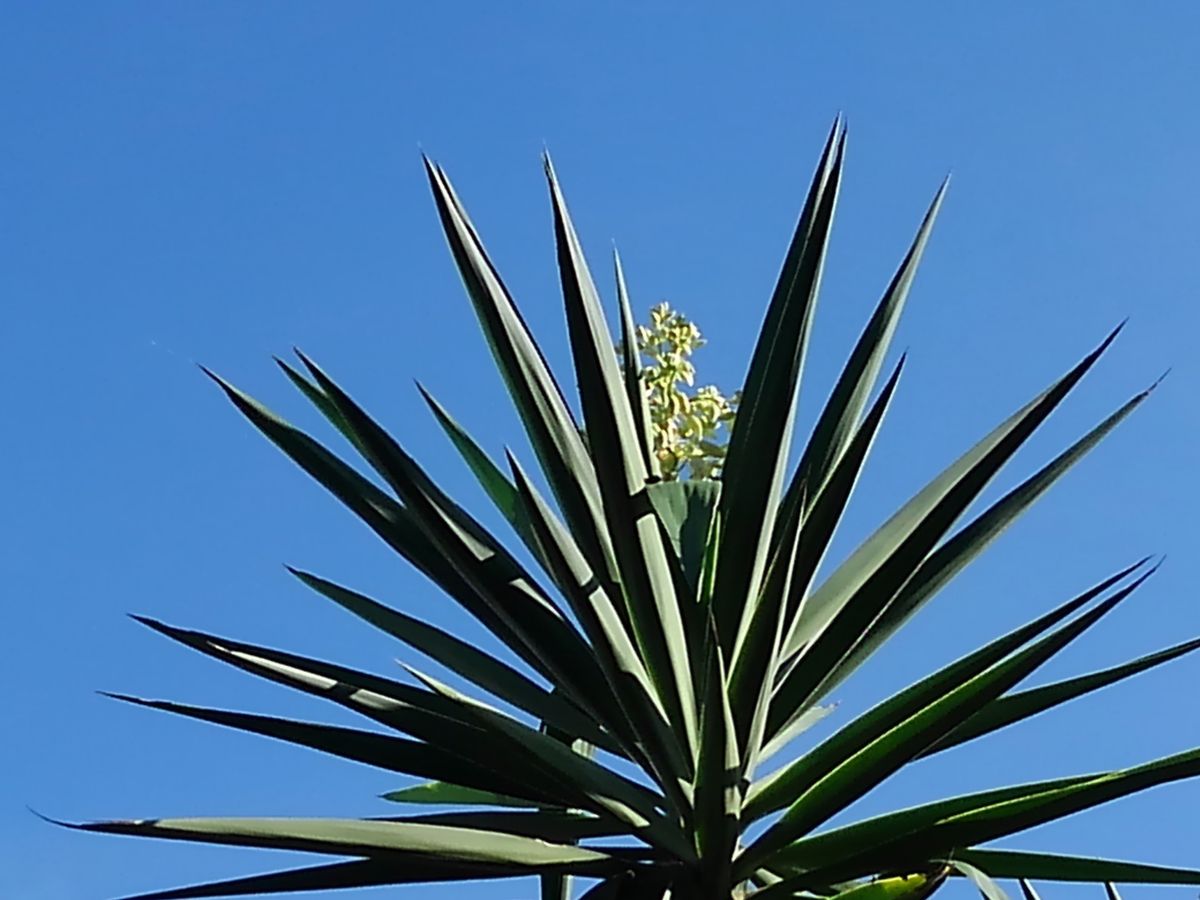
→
(62, 120, 1200, 900)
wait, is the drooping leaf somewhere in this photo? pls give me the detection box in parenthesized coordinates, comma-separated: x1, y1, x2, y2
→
(950, 860, 1010, 900)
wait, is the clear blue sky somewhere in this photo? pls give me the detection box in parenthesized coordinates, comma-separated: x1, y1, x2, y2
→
(3, 4, 1199, 899)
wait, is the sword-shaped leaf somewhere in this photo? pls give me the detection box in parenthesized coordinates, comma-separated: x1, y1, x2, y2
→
(776, 179, 947, 544)
(425, 158, 617, 586)
(508, 452, 691, 799)
(743, 358, 904, 768)
(57, 816, 620, 871)
(101, 693, 562, 806)
(923, 633, 1200, 757)
(785, 325, 1123, 663)
(955, 849, 1200, 885)
(714, 119, 845, 657)
(757, 703, 837, 766)
(761, 745, 1200, 890)
(893, 744, 1200, 855)
(131, 614, 618, 755)
(276, 358, 367, 457)
(693, 618, 740, 891)
(739, 566, 1153, 870)
(416, 383, 545, 563)
(409, 666, 695, 861)
(287, 568, 620, 754)
(545, 154, 697, 760)
(775, 327, 1124, 717)
(110, 859, 473, 900)
(781, 749, 1200, 889)
(380, 782, 533, 807)
(768, 774, 1100, 873)
(297, 354, 625, 733)
(384, 809, 627, 842)
(206, 371, 540, 675)
(615, 248, 659, 479)
(817, 380, 1158, 698)
(748, 561, 1149, 822)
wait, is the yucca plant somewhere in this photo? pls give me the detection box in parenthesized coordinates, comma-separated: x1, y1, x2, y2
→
(62, 120, 1200, 900)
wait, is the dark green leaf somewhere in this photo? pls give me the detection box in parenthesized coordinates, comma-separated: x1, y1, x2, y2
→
(102, 693, 561, 807)
(775, 326, 1125, 716)
(287, 568, 620, 754)
(752, 357, 904, 764)
(296, 354, 624, 733)
(714, 118, 845, 657)
(740, 565, 1153, 870)
(768, 774, 1099, 873)
(111, 859, 449, 900)
(956, 849, 1200, 885)
(924, 632, 1200, 757)
(693, 617, 740, 890)
(205, 370, 532, 668)
(783, 179, 947, 516)
(380, 782, 532, 807)
(748, 560, 1149, 823)
(416, 383, 544, 562)
(507, 452, 691, 800)
(410, 666, 694, 861)
(424, 158, 618, 590)
(614, 248, 659, 479)
(545, 154, 698, 760)
(59, 815, 620, 871)
(818, 381, 1158, 697)
(646, 480, 721, 594)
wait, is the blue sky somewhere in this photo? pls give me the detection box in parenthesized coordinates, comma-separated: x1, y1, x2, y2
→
(3, 3, 1199, 899)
